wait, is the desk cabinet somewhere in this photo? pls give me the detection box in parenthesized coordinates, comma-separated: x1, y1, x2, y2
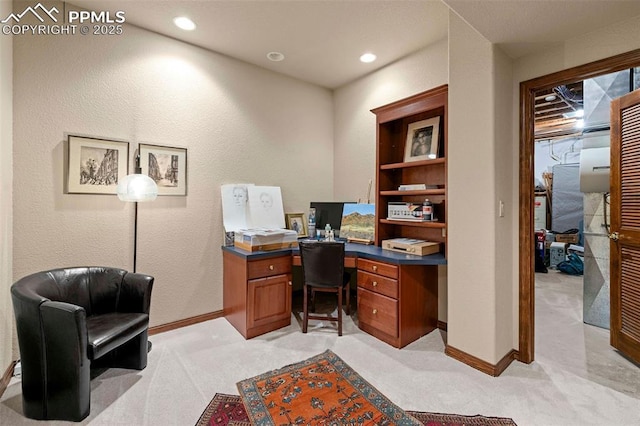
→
(357, 258, 437, 348)
(223, 251, 292, 339)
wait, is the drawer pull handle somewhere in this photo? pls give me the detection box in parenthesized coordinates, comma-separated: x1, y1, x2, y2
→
(288, 281, 292, 286)
(372, 281, 378, 287)
(372, 265, 378, 271)
(372, 309, 378, 315)
(269, 265, 274, 271)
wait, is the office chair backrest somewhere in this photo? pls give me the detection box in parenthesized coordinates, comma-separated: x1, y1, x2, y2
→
(299, 240, 346, 288)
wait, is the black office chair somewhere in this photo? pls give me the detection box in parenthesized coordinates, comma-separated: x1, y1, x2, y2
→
(299, 240, 350, 336)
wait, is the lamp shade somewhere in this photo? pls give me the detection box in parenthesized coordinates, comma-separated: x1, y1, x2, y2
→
(116, 174, 158, 202)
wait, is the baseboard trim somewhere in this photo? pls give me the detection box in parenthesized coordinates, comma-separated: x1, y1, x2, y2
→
(437, 320, 447, 331)
(445, 344, 517, 377)
(1, 360, 17, 400)
(149, 310, 224, 335)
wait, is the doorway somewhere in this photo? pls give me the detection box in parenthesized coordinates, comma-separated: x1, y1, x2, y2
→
(518, 48, 640, 364)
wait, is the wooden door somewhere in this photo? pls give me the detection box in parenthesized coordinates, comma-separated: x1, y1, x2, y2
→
(610, 88, 640, 364)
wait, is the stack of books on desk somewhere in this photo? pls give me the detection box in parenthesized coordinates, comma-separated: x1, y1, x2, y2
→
(234, 228, 299, 252)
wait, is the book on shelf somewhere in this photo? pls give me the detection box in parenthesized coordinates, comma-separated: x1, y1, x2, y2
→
(398, 184, 426, 191)
(385, 217, 432, 222)
(397, 184, 440, 191)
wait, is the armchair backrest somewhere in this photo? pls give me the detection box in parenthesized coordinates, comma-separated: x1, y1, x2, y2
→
(299, 240, 346, 288)
(11, 267, 128, 316)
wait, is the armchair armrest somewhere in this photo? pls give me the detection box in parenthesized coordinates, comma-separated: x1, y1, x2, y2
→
(40, 301, 89, 367)
(118, 272, 154, 314)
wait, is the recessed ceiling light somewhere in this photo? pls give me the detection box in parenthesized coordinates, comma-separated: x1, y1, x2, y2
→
(360, 53, 377, 63)
(544, 94, 556, 102)
(173, 17, 196, 31)
(267, 52, 285, 62)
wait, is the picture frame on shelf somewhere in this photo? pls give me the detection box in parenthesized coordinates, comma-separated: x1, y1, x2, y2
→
(285, 213, 308, 237)
(66, 135, 129, 195)
(308, 207, 316, 224)
(403, 116, 440, 162)
(139, 143, 187, 196)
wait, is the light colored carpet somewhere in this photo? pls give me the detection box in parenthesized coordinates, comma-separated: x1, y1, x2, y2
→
(1, 271, 639, 425)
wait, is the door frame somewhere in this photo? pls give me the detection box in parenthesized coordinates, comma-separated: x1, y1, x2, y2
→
(519, 48, 640, 364)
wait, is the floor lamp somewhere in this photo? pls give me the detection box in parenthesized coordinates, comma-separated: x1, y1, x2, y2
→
(116, 152, 158, 273)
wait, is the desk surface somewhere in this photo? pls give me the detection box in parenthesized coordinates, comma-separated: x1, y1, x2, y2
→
(221, 242, 446, 265)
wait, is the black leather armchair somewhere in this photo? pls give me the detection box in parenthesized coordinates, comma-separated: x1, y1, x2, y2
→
(11, 266, 154, 421)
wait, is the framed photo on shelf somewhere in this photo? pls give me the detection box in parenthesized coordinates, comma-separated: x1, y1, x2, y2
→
(139, 143, 187, 196)
(285, 213, 308, 237)
(66, 135, 129, 195)
(308, 207, 316, 224)
(403, 116, 440, 162)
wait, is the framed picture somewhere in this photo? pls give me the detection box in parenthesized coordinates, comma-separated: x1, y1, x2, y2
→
(286, 213, 308, 237)
(404, 116, 440, 162)
(139, 143, 187, 196)
(66, 135, 129, 195)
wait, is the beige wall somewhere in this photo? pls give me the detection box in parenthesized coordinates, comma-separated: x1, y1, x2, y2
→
(333, 38, 449, 320)
(447, 11, 501, 362)
(1, 0, 14, 372)
(12, 16, 334, 328)
(333, 38, 449, 202)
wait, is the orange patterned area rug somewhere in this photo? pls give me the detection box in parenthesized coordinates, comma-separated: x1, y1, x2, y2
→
(196, 393, 518, 426)
(237, 350, 419, 425)
(196, 349, 516, 426)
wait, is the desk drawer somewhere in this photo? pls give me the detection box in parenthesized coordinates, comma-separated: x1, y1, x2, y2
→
(357, 258, 398, 279)
(357, 287, 398, 338)
(248, 256, 292, 280)
(357, 270, 398, 299)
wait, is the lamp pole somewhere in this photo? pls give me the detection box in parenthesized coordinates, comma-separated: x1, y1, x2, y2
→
(116, 150, 158, 274)
(133, 200, 138, 273)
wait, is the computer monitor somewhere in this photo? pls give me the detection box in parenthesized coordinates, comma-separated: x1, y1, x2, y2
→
(309, 201, 356, 237)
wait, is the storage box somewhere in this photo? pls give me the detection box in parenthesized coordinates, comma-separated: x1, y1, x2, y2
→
(534, 196, 547, 230)
(387, 202, 424, 220)
(555, 233, 579, 244)
(549, 242, 567, 267)
(381, 238, 440, 256)
(234, 228, 299, 252)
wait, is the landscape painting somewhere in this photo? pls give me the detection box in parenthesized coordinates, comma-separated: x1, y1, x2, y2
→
(339, 203, 375, 242)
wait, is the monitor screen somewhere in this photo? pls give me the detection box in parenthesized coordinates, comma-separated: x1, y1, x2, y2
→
(309, 201, 356, 237)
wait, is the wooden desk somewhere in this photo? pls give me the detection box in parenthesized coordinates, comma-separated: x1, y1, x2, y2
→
(292, 254, 357, 268)
(222, 243, 445, 348)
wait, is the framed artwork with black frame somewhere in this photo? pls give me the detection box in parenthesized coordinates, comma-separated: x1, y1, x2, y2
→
(139, 143, 188, 196)
(286, 213, 308, 237)
(66, 135, 129, 195)
(403, 116, 440, 162)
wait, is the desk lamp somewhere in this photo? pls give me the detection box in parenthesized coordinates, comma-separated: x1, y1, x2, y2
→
(117, 152, 158, 272)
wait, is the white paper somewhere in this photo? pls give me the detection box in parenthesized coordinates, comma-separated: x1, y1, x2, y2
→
(247, 186, 285, 229)
(221, 184, 254, 232)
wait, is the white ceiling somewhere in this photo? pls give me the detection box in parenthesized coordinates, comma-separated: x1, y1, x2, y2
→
(69, 0, 640, 89)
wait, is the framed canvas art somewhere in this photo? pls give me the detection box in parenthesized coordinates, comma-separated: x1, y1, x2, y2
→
(66, 135, 129, 195)
(139, 143, 187, 196)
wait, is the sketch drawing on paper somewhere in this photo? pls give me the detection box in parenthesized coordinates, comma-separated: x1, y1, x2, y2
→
(221, 183, 254, 232)
(79, 147, 119, 186)
(248, 186, 285, 229)
(148, 152, 179, 187)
